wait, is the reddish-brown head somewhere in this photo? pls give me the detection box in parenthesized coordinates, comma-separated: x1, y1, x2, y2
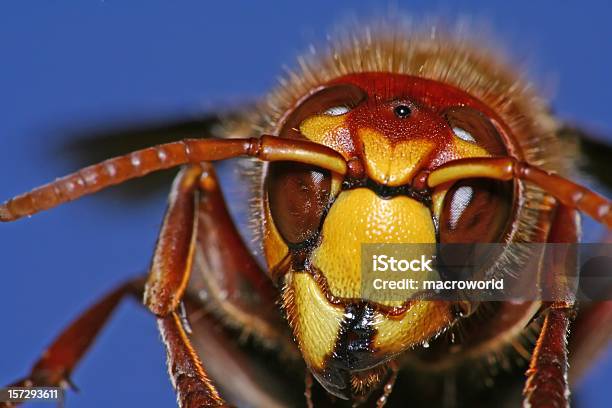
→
(290, 73, 513, 185)
(261, 71, 528, 398)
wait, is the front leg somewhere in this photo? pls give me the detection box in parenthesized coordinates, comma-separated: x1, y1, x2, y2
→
(143, 164, 229, 407)
(158, 312, 228, 408)
(144, 165, 203, 316)
(523, 305, 572, 408)
(523, 205, 577, 408)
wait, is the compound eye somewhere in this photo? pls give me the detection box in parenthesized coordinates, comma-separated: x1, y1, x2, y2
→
(443, 107, 508, 156)
(278, 83, 367, 139)
(440, 179, 513, 243)
(266, 162, 331, 245)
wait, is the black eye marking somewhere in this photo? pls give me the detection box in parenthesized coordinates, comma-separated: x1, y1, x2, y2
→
(394, 105, 411, 118)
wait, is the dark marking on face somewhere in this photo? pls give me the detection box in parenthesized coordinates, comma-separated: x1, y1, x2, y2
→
(311, 303, 379, 399)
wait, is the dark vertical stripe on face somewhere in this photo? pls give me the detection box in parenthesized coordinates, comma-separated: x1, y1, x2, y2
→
(312, 303, 378, 399)
(335, 303, 378, 370)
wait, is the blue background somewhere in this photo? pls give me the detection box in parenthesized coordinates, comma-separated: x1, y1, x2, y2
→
(1, 1, 610, 407)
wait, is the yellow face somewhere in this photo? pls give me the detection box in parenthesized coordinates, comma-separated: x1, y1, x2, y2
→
(262, 73, 514, 398)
